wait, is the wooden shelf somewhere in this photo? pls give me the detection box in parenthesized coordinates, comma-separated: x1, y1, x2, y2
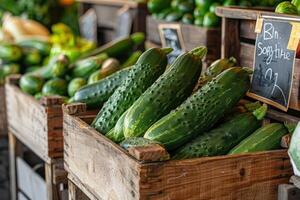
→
(76, 0, 147, 8)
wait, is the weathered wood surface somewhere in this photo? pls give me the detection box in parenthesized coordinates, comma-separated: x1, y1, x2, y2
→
(217, 7, 300, 111)
(64, 103, 293, 200)
(68, 180, 90, 200)
(278, 184, 300, 200)
(146, 16, 221, 64)
(5, 75, 64, 163)
(0, 84, 7, 136)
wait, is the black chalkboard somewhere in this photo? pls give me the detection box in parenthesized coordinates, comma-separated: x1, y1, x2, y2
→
(159, 24, 185, 63)
(249, 18, 296, 111)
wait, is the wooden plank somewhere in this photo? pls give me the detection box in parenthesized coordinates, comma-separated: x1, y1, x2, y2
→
(221, 17, 240, 61)
(63, 104, 293, 200)
(290, 176, 300, 189)
(9, 132, 18, 200)
(45, 162, 59, 200)
(239, 43, 300, 111)
(77, 0, 146, 8)
(216, 6, 274, 20)
(0, 84, 7, 136)
(68, 180, 90, 200)
(278, 184, 300, 200)
(5, 76, 65, 162)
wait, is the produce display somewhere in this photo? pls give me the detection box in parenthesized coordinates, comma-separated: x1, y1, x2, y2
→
(275, 0, 300, 15)
(148, 0, 285, 27)
(71, 45, 293, 160)
(8, 32, 144, 101)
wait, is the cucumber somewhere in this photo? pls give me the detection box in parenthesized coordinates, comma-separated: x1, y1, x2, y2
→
(17, 39, 51, 56)
(173, 105, 266, 159)
(50, 54, 70, 78)
(229, 123, 288, 154)
(123, 47, 207, 139)
(92, 47, 171, 134)
(42, 78, 68, 96)
(0, 43, 22, 62)
(121, 51, 142, 68)
(120, 137, 162, 150)
(73, 68, 130, 108)
(1, 63, 20, 76)
(68, 78, 87, 97)
(81, 33, 145, 59)
(106, 110, 128, 143)
(23, 49, 42, 66)
(20, 74, 45, 95)
(194, 57, 237, 91)
(71, 53, 108, 79)
(144, 67, 250, 150)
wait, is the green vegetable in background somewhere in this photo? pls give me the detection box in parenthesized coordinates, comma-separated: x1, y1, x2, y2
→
(20, 74, 44, 95)
(67, 78, 87, 97)
(203, 12, 220, 28)
(275, 1, 298, 14)
(42, 78, 68, 96)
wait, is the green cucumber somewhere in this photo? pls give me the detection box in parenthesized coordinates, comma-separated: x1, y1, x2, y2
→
(71, 53, 108, 79)
(17, 39, 51, 56)
(73, 68, 130, 108)
(194, 57, 237, 91)
(123, 47, 207, 139)
(68, 78, 87, 97)
(229, 123, 288, 154)
(0, 43, 22, 62)
(144, 67, 250, 150)
(106, 110, 128, 143)
(121, 51, 142, 68)
(92, 47, 171, 134)
(50, 54, 70, 78)
(120, 137, 162, 150)
(173, 105, 266, 159)
(42, 78, 68, 96)
(23, 49, 42, 66)
(1, 63, 20, 76)
(81, 33, 145, 59)
(20, 74, 45, 95)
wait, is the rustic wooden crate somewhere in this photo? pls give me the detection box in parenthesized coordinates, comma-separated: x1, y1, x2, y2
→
(78, 0, 148, 44)
(64, 103, 294, 200)
(5, 75, 65, 163)
(146, 16, 221, 68)
(0, 84, 7, 136)
(216, 7, 300, 112)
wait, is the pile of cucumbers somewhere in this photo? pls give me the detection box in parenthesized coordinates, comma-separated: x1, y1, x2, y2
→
(18, 32, 145, 101)
(275, 0, 300, 15)
(0, 40, 51, 85)
(148, 0, 285, 27)
(73, 46, 292, 160)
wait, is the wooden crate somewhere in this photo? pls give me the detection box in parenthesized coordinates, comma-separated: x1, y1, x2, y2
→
(5, 75, 65, 162)
(146, 16, 221, 68)
(0, 84, 7, 136)
(78, 0, 148, 44)
(216, 7, 300, 112)
(64, 103, 294, 200)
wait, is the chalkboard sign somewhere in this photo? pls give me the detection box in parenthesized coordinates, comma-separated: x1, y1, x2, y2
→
(159, 24, 185, 63)
(80, 8, 98, 43)
(248, 17, 297, 111)
(115, 6, 133, 39)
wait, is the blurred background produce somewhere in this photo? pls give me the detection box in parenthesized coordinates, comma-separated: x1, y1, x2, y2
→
(148, 0, 286, 27)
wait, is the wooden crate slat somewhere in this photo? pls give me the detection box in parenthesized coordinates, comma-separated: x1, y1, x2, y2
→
(0, 85, 7, 136)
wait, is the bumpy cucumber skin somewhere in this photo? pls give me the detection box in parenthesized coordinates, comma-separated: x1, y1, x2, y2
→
(106, 110, 128, 143)
(92, 48, 169, 134)
(73, 68, 130, 108)
(229, 123, 288, 154)
(123, 48, 205, 138)
(173, 112, 261, 159)
(144, 67, 250, 151)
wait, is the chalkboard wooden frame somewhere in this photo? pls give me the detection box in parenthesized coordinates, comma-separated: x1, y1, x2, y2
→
(247, 16, 298, 112)
(158, 23, 186, 54)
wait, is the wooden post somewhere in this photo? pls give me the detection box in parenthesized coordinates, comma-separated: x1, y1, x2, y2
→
(221, 17, 240, 64)
(8, 132, 22, 200)
(68, 180, 89, 200)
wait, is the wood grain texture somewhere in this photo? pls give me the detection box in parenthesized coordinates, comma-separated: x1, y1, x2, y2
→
(146, 16, 221, 63)
(77, 0, 146, 8)
(64, 104, 293, 200)
(68, 180, 90, 200)
(5, 76, 64, 163)
(0, 85, 7, 136)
